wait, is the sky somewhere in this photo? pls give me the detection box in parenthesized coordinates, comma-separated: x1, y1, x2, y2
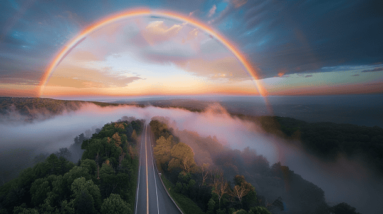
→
(0, 0, 382, 98)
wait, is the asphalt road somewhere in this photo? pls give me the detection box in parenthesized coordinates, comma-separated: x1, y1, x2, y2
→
(135, 125, 181, 214)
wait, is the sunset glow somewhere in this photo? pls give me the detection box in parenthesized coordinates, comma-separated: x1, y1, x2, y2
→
(39, 9, 267, 98)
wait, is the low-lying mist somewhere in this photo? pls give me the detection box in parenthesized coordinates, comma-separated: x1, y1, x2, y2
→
(0, 103, 381, 213)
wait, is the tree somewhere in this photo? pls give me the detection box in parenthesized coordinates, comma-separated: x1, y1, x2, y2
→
(71, 177, 101, 212)
(212, 177, 228, 209)
(60, 200, 75, 214)
(80, 159, 97, 177)
(13, 204, 39, 214)
(330, 203, 360, 214)
(38, 195, 59, 214)
(168, 142, 196, 173)
(30, 178, 51, 206)
(55, 148, 72, 159)
(207, 198, 215, 214)
(112, 133, 122, 148)
(231, 183, 250, 206)
(153, 136, 173, 165)
(249, 206, 271, 214)
(131, 130, 137, 142)
(200, 163, 210, 186)
(34, 153, 49, 164)
(233, 175, 257, 210)
(234, 210, 247, 214)
(99, 164, 121, 198)
(101, 194, 132, 214)
(63, 166, 91, 191)
(74, 190, 96, 214)
(114, 123, 125, 131)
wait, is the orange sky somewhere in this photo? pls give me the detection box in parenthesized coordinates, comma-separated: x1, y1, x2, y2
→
(38, 9, 267, 98)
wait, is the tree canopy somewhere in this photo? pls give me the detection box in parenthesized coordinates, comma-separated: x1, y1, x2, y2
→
(0, 119, 144, 214)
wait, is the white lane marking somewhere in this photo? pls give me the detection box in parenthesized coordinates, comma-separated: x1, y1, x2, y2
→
(135, 124, 145, 214)
(145, 126, 149, 214)
(149, 134, 160, 214)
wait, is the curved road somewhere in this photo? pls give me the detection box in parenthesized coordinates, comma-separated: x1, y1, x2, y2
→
(135, 125, 181, 214)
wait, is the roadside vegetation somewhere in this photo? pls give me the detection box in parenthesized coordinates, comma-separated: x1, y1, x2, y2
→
(161, 175, 205, 214)
(150, 119, 361, 214)
(0, 118, 144, 214)
(150, 119, 272, 214)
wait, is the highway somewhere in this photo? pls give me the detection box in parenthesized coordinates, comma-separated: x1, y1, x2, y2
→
(135, 125, 182, 214)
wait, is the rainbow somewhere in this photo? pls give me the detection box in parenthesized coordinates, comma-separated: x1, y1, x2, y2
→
(38, 8, 268, 98)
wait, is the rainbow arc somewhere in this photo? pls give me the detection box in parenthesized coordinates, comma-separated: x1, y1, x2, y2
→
(39, 8, 268, 98)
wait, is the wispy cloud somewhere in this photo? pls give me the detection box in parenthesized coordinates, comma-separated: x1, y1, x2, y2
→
(207, 5, 216, 18)
(361, 67, 383, 72)
(232, 0, 248, 8)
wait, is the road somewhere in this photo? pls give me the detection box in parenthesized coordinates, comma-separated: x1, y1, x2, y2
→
(135, 125, 182, 214)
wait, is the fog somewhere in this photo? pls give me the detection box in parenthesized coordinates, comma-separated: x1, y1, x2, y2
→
(0, 103, 382, 213)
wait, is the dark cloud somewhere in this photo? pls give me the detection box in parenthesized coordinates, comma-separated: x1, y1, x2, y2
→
(362, 67, 383, 73)
(221, 0, 383, 78)
(305, 75, 313, 78)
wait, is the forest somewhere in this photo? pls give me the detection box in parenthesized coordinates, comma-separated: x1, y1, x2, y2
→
(250, 116, 383, 175)
(0, 97, 126, 122)
(0, 118, 144, 214)
(150, 119, 360, 214)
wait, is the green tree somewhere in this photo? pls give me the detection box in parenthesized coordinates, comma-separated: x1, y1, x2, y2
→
(74, 190, 96, 214)
(13, 204, 39, 214)
(30, 178, 51, 206)
(99, 163, 120, 198)
(100, 194, 132, 214)
(80, 160, 97, 177)
(39, 195, 59, 214)
(207, 198, 215, 214)
(249, 206, 271, 214)
(60, 200, 75, 214)
(71, 177, 101, 213)
(63, 166, 91, 191)
(234, 210, 248, 214)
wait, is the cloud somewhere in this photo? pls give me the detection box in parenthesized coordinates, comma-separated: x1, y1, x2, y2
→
(47, 64, 142, 88)
(305, 74, 313, 78)
(352, 74, 359, 77)
(361, 67, 383, 72)
(188, 9, 199, 17)
(278, 69, 287, 77)
(141, 21, 183, 45)
(1, 0, 383, 85)
(232, 0, 248, 8)
(207, 5, 217, 17)
(177, 56, 250, 80)
(207, 3, 233, 25)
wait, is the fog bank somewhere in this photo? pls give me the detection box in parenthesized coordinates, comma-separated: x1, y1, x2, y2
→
(0, 103, 382, 213)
